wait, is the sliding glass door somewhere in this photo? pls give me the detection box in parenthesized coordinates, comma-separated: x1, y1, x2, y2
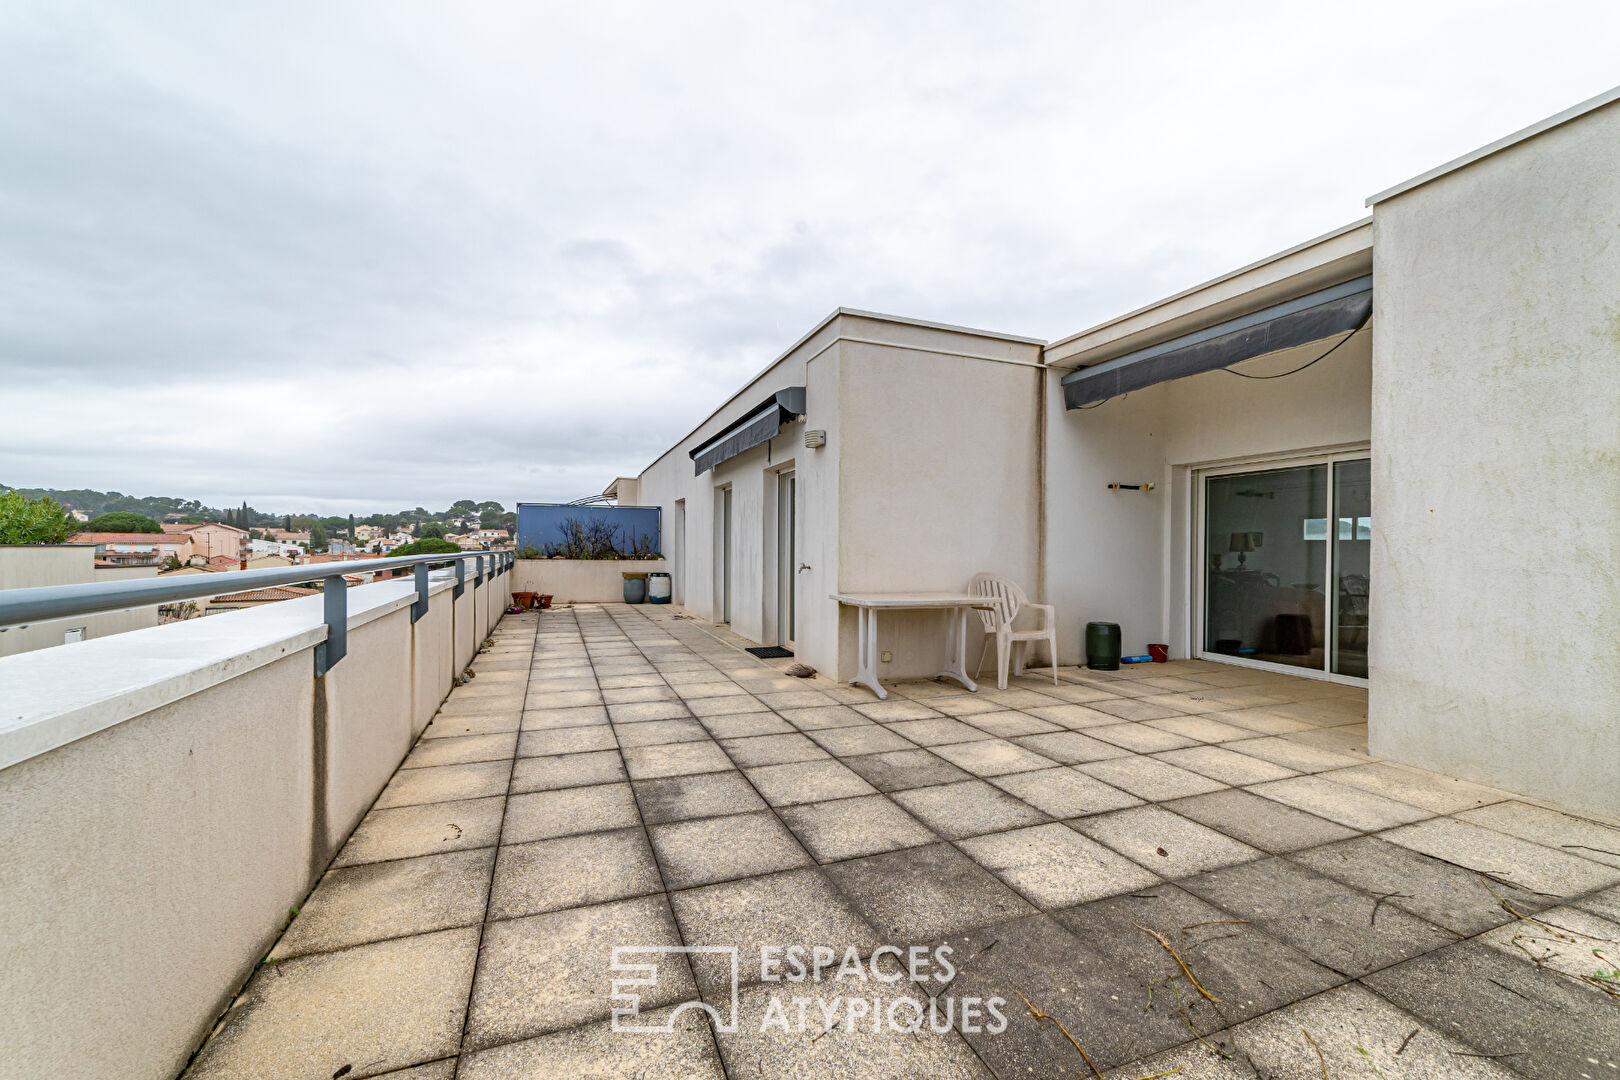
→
(1199, 453, 1370, 681)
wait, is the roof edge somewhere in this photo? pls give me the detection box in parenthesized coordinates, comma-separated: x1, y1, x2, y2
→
(1046, 217, 1372, 356)
(1367, 84, 1620, 206)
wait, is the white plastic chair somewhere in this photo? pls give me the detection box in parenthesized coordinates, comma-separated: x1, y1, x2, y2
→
(969, 572, 1058, 690)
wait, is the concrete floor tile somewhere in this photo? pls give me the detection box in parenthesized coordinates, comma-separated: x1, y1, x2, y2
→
(892, 779, 1049, 839)
(633, 770, 767, 823)
(608, 700, 692, 723)
(804, 723, 913, 756)
(990, 767, 1142, 818)
(885, 717, 995, 746)
(489, 827, 662, 919)
(509, 749, 626, 793)
(520, 705, 608, 730)
(720, 732, 829, 767)
(1201, 707, 1316, 735)
(648, 810, 812, 888)
(1478, 903, 1620, 985)
(841, 748, 974, 791)
(1025, 702, 1126, 729)
(978, 688, 1064, 709)
(960, 709, 1061, 737)
(1009, 730, 1129, 764)
(697, 710, 793, 738)
(1152, 745, 1297, 785)
(661, 692, 752, 719)
(596, 673, 669, 689)
(601, 684, 680, 704)
(669, 866, 882, 995)
(464, 895, 694, 1048)
(1073, 805, 1263, 878)
(960, 823, 1160, 907)
(517, 725, 617, 756)
(1458, 800, 1620, 869)
(851, 699, 943, 722)
(710, 983, 992, 1080)
(1292, 835, 1556, 937)
(458, 1006, 725, 1080)
(1248, 774, 1432, 830)
(926, 912, 1193, 1073)
(374, 760, 511, 809)
(1381, 816, 1620, 897)
(1575, 883, 1620, 922)
(779, 793, 939, 861)
(1363, 939, 1620, 1080)
(824, 842, 1034, 942)
(401, 732, 517, 770)
(1181, 857, 1456, 977)
(777, 704, 870, 730)
(674, 681, 751, 699)
(1228, 982, 1520, 1079)
(1227, 736, 1365, 772)
(1075, 755, 1228, 801)
(333, 795, 505, 867)
(927, 694, 1011, 717)
(272, 848, 494, 959)
(744, 759, 876, 806)
(622, 740, 736, 780)
(189, 927, 479, 1080)
(612, 717, 709, 748)
(754, 690, 842, 709)
(1055, 885, 1343, 1040)
(1165, 788, 1356, 853)
(1087, 698, 1189, 722)
(420, 712, 522, 738)
(502, 783, 641, 843)
(932, 738, 1058, 777)
(1143, 713, 1258, 743)
(525, 689, 605, 709)
(1087, 722, 1200, 753)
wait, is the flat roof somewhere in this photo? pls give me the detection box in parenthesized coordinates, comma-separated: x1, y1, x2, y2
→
(1045, 218, 1373, 370)
(1367, 84, 1620, 206)
(634, 307, 1042, 479)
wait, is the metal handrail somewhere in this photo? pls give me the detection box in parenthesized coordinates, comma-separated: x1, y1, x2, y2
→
(0, 548, 516, 676)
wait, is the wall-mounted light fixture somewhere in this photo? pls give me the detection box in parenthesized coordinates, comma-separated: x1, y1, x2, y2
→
(804, 430, 827, 448)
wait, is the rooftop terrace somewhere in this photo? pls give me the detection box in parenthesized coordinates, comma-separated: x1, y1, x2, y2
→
(180, 603, 1620, 1080)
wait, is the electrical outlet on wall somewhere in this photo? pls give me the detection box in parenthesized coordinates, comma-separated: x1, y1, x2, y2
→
(880, 651, 892, 663)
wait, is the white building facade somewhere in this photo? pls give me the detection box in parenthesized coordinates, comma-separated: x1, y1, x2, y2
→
(628, 88, 1620, 820)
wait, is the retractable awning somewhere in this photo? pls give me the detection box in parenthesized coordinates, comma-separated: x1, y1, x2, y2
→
(1061, 275, 1372, 409)
(691, 386, 806, 475)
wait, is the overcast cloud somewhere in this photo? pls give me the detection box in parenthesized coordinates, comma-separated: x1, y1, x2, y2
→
(2, 1, 1616, 514)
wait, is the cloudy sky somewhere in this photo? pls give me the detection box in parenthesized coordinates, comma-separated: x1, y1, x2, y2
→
(2, 2, 1615, 515)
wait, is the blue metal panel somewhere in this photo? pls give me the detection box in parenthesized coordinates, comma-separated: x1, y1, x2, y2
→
(516, 504, 662, 555)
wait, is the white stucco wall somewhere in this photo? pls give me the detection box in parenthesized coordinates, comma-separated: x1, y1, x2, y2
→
(1369, 98, 1620, 819)
(1042, 329, 1372, 662)
(0, 547, 162, 657)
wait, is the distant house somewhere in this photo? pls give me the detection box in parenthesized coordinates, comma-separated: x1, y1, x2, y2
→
(159, 522, 249, 562)
(266, 529, 311, 547)
(68, 532, 194, 567)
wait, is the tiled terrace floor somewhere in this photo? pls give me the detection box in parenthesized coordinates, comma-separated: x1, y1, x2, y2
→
(188, 605, 1620, 1080)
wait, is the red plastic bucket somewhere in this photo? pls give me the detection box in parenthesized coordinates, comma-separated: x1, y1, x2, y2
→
(1147, 643, 1169, 663)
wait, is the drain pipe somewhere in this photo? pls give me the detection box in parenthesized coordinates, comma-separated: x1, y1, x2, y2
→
(1035, 352, 1048, 605)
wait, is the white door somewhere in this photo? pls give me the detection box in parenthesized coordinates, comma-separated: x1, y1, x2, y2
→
(776, 471, 796, 647)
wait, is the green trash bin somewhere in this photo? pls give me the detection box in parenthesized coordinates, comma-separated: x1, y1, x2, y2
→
(1085, 621, 1122, 671)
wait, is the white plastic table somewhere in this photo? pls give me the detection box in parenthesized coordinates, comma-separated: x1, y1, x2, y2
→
(830, 592, 995, 700)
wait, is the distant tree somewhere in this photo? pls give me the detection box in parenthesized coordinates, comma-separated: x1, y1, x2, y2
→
(497, 511, 516, 534)
(479, 508, 501, 529)
(347, 514, 356, 537)
(476, 500, 504, 513)
(391, 537, 460, 557)
(282, 514, 292, 530)
(450, 499, 479, 515)
(85, 511, 164, 533)
(308, 520, 329, 552)
(420, 522, 448, 540)
(0, 491, 77, 544)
